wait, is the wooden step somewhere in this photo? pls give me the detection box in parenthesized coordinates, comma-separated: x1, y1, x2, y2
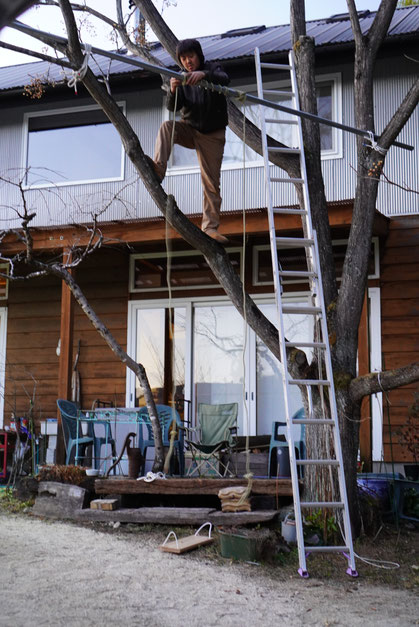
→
(94, 477, 295, 497)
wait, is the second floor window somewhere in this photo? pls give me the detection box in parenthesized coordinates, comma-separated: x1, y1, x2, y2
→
(167, 74, 341, 172)
(24, 104, 125, 188)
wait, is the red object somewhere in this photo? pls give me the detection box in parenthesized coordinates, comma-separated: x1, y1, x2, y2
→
(0, 430, 8, 479)
(0, 430, 16, 479)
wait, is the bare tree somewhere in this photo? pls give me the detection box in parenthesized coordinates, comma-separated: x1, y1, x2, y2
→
(1, 0, 419, 532)
(0, 172, 166, 472)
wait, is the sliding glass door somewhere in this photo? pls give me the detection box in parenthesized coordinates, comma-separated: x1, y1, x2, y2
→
(127, 296, 310, 436)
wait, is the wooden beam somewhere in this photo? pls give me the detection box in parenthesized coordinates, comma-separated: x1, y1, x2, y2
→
(1, 204, 360, 254)
(358, 291, 372, 471)
(56, 252, 74, 464)
(94, 477, 295, 496)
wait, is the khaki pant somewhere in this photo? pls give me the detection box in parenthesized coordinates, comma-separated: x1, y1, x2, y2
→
(154, 121, 226, 232)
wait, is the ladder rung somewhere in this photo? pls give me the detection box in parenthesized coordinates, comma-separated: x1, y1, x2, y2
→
(288, 379, 330, 386)
(285, 341, 326, 348)
(293, 419, 335, 425)
(268, 147, 301, 154)
(261, 62, 291, 70)
(305, 545, 350, 553)
(281, 304, 321, 315)
(278, 270, 315, 278)
(296, 459, 340, 466)
(276, 237, 314, 247)
(273, 208, 308, 216)
(264, 89, 294, 97)
(300, 501, 344, 508)
(271, 177, 304, 184)
(266, 118, 298, 125)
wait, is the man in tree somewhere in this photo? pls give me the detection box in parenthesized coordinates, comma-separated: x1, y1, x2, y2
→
(149, 38, 230, 244)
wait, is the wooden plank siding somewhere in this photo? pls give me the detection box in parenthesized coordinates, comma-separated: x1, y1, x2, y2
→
(72, 248, 129, 410)
(4, 272, 61, 423)
(3, 248, 129, 428)
(380, 217, 419, 463)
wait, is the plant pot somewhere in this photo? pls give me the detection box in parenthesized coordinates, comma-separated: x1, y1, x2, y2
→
(391, 478, 419, 521)
(218, 529, 265, 562)
(357, 472, 403, 513)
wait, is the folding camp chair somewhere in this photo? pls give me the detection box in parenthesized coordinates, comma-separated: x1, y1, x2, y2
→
(184, 403, 238, 477)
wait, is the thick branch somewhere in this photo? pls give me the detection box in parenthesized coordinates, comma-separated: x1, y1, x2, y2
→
(350, 362, 419, 403)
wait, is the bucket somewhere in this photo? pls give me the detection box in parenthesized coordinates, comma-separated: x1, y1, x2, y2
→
(127, 447, 143, 479)
(281, 513, 296, 543)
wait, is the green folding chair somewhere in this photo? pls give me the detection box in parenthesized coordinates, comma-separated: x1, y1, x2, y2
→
(184, 403, 238, 477)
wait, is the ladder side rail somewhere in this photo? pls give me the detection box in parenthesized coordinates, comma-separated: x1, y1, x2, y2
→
(254, 48, 283, 319)
(311, 232, 357, 572)
(255, 47, 308, 574)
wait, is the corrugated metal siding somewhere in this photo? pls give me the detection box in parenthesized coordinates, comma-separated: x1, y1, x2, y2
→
(0, 55, 417, 228)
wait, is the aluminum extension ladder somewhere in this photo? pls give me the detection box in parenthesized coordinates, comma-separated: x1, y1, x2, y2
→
(254, 47, 358, 578)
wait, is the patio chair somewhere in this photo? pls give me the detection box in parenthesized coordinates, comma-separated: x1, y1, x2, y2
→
(57, 399, 116, 470)
(268, 407, 306, 478)
(137, 404, 185, 476)
(184, 402, 238, 477)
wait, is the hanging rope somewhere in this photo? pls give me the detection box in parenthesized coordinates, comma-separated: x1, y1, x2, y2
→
(67, 43, 92, 94)
(237, 94, 254, 506)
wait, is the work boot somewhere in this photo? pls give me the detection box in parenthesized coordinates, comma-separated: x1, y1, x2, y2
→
(205, 229, 229, 245)
(145, 155, 164, 183)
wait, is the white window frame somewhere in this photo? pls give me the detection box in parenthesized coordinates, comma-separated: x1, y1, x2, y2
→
(164, 72, 342, 177)
(129, 247, 243, 293)
(252, 236, 380, 287)
(22, 102, 126, 189)
(0, 307, 8, 429)
(368, 287, 383, 462)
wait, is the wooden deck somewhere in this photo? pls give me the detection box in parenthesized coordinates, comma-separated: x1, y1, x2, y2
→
(95, 477, 294, 497)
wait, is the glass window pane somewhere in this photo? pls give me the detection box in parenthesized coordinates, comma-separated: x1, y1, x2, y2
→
(224, 82, 333, 165)
(193, 305, 244, 432)
(26, 116, 122, 186)
(135, 307, 185, 407)
(132, 252, 241, 292)
(256, 303, 309, 436)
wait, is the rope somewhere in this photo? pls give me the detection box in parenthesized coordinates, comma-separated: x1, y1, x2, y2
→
(137, 471, 166, 482)
(364, 130, 388, 156)
(237, 94, 254, 507)
(67, 44, 92, 94)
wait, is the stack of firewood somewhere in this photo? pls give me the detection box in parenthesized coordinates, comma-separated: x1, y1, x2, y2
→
(218, 486, 252, 512)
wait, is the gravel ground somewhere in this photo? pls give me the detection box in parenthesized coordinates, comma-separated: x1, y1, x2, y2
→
(1, 511, 418, 627)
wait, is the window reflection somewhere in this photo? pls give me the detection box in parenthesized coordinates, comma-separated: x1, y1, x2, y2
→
(256, 303, 309, 436)
(26, 110, 123, 186)
(194, 305, 244, 431)
(135, 307, 186, 408)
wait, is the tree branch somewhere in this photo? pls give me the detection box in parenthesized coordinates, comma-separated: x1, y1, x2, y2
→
(350, 362, 419, 402)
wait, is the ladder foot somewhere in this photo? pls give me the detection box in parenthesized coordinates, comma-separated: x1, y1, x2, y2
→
(346, 567, 359, 577)
(298, 568, 309, 578)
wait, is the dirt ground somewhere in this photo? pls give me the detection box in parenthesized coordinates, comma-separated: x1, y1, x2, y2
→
(1, 507, 418, 627)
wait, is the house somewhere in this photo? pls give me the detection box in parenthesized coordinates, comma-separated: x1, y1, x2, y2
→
(0, 6, 418, 475)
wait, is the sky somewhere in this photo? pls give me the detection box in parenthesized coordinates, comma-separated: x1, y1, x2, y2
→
(0, 0, 383, 68)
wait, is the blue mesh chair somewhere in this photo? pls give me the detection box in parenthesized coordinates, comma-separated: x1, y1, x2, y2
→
(57, 399, 116, 469)
(268, 407, 306, 478)
(137, 404, 185, 476)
